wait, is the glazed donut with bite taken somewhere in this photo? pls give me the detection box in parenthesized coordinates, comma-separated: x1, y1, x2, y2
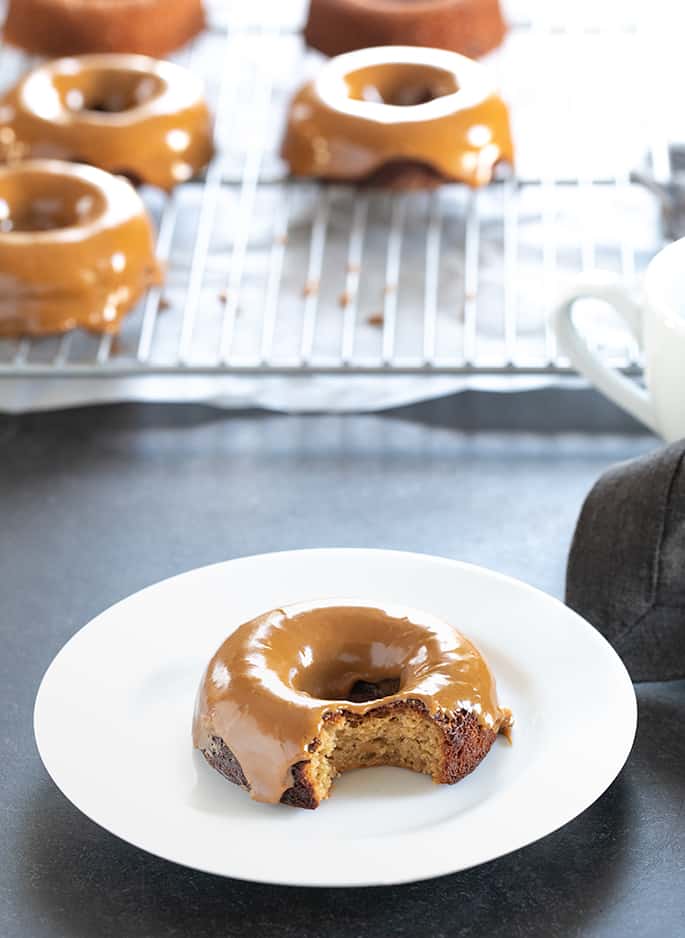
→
(193, 600, 512, 809)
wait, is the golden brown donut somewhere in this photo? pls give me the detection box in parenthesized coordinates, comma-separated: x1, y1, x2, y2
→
(281, 46, 514, 188)
(3, 0, 205, 57)
(0, 160, 161, 336)
(304, 0, 507, 60)
(0, 54, 213, 191)
(193, 600, 512, 809)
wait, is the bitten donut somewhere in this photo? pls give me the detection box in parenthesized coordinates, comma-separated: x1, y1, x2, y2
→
(0, 160, 161, 336)
(193, 600, 512, 809)
(304, 0, 507, 60)
(0, 54, 213, 191)
(3, 0, 205, 57)
(281, 46, 513, 188)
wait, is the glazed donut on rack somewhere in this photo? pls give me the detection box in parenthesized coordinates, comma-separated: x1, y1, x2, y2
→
(0, 54, 213, 191)
(193, 600, 512, 808)
(2, 0, 205, 57)
(304, 0, 507, 60)
(281, 46, 513, 189)
(0, 160, 161, 336)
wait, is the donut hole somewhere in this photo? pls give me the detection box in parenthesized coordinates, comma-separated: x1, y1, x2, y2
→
(0, 171, 106, 232)
(296, 667, 402, 703)
(346, 677, 401, 702)
(345, 63, 458, 107)
(54, 69, 165, 115)
(292, 645, 405, 702)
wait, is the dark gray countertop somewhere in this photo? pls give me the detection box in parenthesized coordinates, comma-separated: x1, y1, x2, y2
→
(2, 399, 684, 938)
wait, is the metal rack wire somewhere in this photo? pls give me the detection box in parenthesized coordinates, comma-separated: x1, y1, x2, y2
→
(0, 1, 666, 384)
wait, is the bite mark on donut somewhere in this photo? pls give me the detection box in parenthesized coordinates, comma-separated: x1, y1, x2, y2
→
(200, 700, 500, 810)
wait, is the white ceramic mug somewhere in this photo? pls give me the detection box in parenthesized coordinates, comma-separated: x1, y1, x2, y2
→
(553, 238, 685, 441)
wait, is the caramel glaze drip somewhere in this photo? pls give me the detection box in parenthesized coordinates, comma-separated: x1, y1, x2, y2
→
(281, 48, 514, 187)
(0, 54, 213, 191)
(193, 600, 512, 804)
(0, 160, 161, 336)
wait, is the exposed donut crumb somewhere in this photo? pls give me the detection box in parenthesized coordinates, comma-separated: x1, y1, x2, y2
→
(201, 701, 502, 810)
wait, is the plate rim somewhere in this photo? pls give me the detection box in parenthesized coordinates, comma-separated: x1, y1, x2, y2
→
(33, 548, 638, 887)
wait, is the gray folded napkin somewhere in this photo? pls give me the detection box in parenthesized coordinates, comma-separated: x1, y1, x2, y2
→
(566, 440, 685, 682)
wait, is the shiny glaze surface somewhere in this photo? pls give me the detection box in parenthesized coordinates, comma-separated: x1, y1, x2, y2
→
(282, 46, 514, 186)
(193, 600, 511, 803)
(1, 54, 213, 190)
(0, 160, 161, 336)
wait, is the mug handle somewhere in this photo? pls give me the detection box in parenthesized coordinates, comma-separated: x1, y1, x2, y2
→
(552, 275, 659, 433)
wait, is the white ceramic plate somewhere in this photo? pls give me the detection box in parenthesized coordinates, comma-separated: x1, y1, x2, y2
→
(34, 549, 636, 887)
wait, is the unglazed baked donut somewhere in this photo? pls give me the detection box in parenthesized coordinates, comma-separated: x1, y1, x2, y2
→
(0, 55, 213, 191)
(281, 46, 513, 188)
(304, 0, 507, 60)
(3, 0, 205, 57)
(0, 160, 161, 336)
(193, 601, 512, 808)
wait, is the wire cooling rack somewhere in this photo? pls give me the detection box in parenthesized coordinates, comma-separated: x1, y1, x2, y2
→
(0, 0, 667, 384)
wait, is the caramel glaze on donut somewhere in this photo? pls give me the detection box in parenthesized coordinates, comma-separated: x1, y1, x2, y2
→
(282, 47, 514, 188)
(193, 601, 512, 805)
(0, 160, 161, 336)
(3, 0, 205, 58)
(1, 54, 213, 191)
